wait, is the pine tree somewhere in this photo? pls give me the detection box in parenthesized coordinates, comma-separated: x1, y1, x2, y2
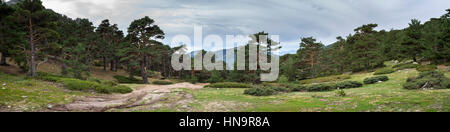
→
(401, 19, 423, 62)
(15, 0, 58, 77)
(298, 37, 323, 78)
(127, 16, 164, 84)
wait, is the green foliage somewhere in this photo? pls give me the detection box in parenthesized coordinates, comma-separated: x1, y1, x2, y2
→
(403, 71, 450, 90)
(364, 76, 389, 84)
(244, 86, 276, 96)
(335, 89, 346, 97)
(393, 63, 419, 70)
(335, 81, 363, 89)
(305, 84, 335, 92)
(374, 68, 395, 75)
(299, 74, 351, 84)
(208, 70, 224, 83)
(152, 80, 174, 85)
(416, 65, 437, 72)
(279, 83, 307, 92)
(205, 82, 253, 88)
(109, 85, 133, 94)
(278, 75, 289, 83)
(113, 75, 141, 84)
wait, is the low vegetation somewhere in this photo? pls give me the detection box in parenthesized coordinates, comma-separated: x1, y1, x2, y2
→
(374, 68, 396, 75)
(205, 82, 253, 88)
(39, 73, 133, 94)
(393, 63, 419, 70)
(113, 75, 142, 84)
(364, 76, 389, 84)
(152, 80, 174, 85)
(403, 71, 450, 90)
(298, 74, 351, 84)
(416, 65, 438, 72)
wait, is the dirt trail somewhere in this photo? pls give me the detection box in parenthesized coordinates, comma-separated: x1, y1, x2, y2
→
(51, 83, 207, 112)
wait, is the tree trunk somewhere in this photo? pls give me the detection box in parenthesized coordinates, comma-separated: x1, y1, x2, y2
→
(103, 57, 107, 71)
(28, 19, 37, 77)
(115, 58, 119, 72)
(0, 53, 9, 66)
(110, 60, 114, 71)
(140, 60, 149, 84)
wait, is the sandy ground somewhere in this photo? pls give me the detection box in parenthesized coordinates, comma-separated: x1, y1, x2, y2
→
(50, 83, 207, 112)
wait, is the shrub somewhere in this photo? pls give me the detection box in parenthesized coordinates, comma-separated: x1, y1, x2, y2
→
(403, 71, 450, 90)
(37, 72, 65, 82)
(280, 83, 307, 92)
(152, 80, 174, 85)
(278, 75, 289, 83)
(100, 80, 118, 86)
(244, 86, 276, 96)
(364, 76, 389, 84)
(335, 81, 363, 89)
(205, 82, 253, 88)
(374, 68, 395, 75)
(299, 74, 351, 84)
(61, 79, 99, 91)
(113, 75, 141, 84)
(306, 84, 336, 92)
(393, 63, 419, 70)
(335, 89, 346, 97)
(416, 65, 437, 72)
(110, 85, 133, 94)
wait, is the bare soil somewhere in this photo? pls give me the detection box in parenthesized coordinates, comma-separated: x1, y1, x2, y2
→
(50, 83, 207, 112)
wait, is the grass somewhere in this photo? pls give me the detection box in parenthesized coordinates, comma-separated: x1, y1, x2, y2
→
(148, 69, 449, 112)
(0, 72, 95, 111)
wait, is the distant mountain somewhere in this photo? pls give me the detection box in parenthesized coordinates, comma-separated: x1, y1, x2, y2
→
(6, 0, 21, 5)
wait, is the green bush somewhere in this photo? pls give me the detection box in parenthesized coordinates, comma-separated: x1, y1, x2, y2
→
(205, 82, 253, 88)
(416, 65, 437, 72)
(374, 68, 395, 75)
(280, 83, 307, 92)
(364, 76, 389, 84)
(61, 79, 99, 91)
(306, 84, 335, 92)
(113, 75, 141, 84)
(335, 89, 346, 97)
(393, 63, 419, 70)
(335, 81, 363, 89)
(37, 72, 65, 82)
(244, 86, 276, 96)
(278, 75, 289, 83)
(110, 85, 133, 94)
(299, 74, 351, 84)
(152, 80, 174, 85)
(403, 71, 450, 90)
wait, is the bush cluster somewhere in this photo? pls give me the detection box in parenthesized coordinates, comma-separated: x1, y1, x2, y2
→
(205, 82, 253, 88)
(363, 76, 389, 84)
(416, 65, 437, 72)
(152, 80, 174, 85)
(38, 72, 132, 94)
(244, 81, 364, 96)
(403, 71, 450, 90)
(393, 63, 419, 70)
(244, 86, 276, 96)
(113, 75, 142, 84)
(299, 74, 351, 84)
(374, 68, 395, 75)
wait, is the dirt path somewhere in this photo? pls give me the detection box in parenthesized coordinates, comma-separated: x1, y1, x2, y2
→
(50, 83, 207, 112)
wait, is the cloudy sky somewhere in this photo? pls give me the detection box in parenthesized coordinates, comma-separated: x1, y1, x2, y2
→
(7, 0, 450, 54)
